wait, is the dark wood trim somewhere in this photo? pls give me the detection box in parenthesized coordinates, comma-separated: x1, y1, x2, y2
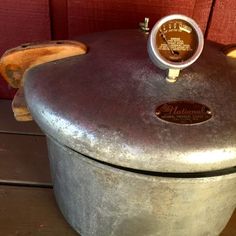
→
(0, 186, 77, 235)
(204, 0, 217, 38)
(49, 0, 68, 39)
(0, 133, 51, 184)
(0, 100, 43, 135)
(192, 0, 214, 36)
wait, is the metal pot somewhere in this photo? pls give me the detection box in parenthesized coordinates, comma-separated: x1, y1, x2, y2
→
(47, 137, 236, 236)
(21, 28, 236, 235)
(0, 13, 229, 235)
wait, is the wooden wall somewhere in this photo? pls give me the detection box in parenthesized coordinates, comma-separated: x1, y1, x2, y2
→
(0, 0, 235, 99)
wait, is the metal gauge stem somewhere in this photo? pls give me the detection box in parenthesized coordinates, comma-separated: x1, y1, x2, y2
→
(148, 14, 204, 81)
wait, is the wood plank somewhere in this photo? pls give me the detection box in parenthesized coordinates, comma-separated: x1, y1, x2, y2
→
(0, 0, 51, 99)
(0, 99, 43, 135)
(222, 210, 236, 235)
(0, 185, 234, 235)
(0, 185, 77, 235)
(0, 133, 51, 185)
(67, 0, 210, 37)
(0, 79, 17, 100)
(49, 0, 69, 39)
(206, 0, 236, 44)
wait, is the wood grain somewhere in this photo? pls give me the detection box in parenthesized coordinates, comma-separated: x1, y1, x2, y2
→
(0, 185, 234, 236)
(0, 186, 77, 236)
(206, 0, 236, 44)
(0, 40, 87, 120)
(0, 133, 51, 185)
(12, 87, 33, 121)
(222, 210, 236, 235)
(0, 100, 43, 135)
(67, 0, 210, 37)
(0, 40, 87, 88)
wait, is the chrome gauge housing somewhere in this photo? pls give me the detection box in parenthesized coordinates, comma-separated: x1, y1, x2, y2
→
(148, 14, 204, 70)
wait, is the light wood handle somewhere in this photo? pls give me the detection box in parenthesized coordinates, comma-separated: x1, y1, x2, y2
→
(0, 40, 87, 88)
(223, 44, 236, 58)
(0, 40, 87, 121)
(12, 87, 33, 121)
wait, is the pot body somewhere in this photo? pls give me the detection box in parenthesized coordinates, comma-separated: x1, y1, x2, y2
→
(47, 137, 236, 236)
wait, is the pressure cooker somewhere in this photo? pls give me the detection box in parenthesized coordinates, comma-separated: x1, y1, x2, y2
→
(0, 14, 236, 236)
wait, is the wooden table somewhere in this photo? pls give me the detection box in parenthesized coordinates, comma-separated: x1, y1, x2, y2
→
(0, 99, 235, 236)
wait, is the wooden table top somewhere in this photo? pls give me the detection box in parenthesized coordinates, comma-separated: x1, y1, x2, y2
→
(0, 99, 235, 236)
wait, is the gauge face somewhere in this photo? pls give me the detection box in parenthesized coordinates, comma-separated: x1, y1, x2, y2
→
(156, 19, 198, 62)
(148, 15, 204, 70)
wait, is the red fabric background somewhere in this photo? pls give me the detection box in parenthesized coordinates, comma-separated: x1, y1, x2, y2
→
(0, 0, 50, 99)
(0, 0, 235, 99)
(207, 0, 236, 44)
(67, 0, 212, 37)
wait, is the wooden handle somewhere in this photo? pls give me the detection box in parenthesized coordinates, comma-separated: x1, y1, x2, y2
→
(0, 40, 87, 121)
(12, 87, 33, 121)
(0, 40, 87, 88)
(223, 44, 236, 58)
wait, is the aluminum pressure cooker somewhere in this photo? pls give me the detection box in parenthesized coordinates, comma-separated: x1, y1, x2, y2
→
(1, 15, 236, 236)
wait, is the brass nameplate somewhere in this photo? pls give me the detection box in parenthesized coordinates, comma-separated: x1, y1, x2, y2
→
(156, 101, 212, 124)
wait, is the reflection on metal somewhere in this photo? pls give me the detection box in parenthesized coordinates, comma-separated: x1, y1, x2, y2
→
(147, 14, 204, 81)
(24, 30, 236, 173)
(139, 17, 150, 33)
(24, 29, 236, 236)
(166, 68, 180, 82)
(187, 149, 236, 164)
(48, 138, 236, 236)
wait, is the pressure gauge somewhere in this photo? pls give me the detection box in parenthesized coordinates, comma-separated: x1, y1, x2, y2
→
(148, 14, 204, 82)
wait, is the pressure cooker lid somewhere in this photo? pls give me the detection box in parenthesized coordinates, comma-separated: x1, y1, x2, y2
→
(24, 30, 236, 173)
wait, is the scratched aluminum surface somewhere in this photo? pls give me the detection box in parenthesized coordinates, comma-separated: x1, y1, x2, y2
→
(48, 138, 236, 236)
(24, 30, 236, 172)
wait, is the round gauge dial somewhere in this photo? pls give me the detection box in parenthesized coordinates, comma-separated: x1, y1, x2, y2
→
(157, 19, 198, 62)
(148, 15, 204, 70)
